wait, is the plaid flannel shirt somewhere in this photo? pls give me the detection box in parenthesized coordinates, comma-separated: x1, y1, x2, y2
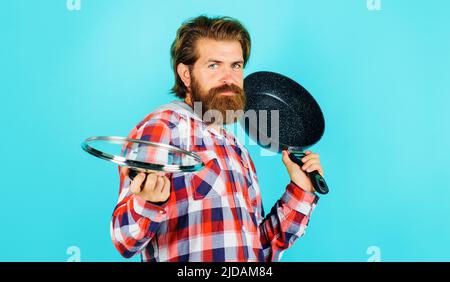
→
(110, 100, 319, 262)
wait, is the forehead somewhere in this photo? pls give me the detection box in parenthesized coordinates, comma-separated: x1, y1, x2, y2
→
(195, 38, 243, 62)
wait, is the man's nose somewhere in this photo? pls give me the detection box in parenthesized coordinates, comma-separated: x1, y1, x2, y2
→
(221, 67, 235, 85)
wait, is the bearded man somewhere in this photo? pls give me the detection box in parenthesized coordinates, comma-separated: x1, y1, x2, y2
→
(111, 15, 324, 262)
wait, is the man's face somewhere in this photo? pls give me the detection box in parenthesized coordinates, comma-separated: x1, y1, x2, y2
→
(188, 38, 245, 125)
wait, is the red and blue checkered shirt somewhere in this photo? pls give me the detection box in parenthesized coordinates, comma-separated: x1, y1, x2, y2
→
(110, 101, 319, 262)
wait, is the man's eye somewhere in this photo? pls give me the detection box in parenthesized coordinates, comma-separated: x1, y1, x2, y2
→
(208, 63, 218, 69)
(233, 64, 242, 70)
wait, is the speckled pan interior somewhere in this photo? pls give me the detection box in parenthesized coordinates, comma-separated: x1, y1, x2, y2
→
(240, 71, 325, 152)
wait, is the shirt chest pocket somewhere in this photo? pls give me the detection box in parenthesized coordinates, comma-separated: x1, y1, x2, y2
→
(187, 149, 226, 200)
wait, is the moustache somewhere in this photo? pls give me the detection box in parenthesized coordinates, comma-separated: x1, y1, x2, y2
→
(209, 84, 244, 97)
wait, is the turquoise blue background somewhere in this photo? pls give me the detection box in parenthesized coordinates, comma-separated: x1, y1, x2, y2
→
(1, 0, 449, 262)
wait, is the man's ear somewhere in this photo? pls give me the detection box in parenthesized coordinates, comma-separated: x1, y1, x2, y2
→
(177, 63, 191, 88)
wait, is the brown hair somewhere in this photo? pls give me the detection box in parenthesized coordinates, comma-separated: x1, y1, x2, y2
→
(170, 15, 251, 98)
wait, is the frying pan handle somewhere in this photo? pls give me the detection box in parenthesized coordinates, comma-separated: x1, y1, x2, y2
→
(308, 170, 329, 195)
(288, 152, 329, 195)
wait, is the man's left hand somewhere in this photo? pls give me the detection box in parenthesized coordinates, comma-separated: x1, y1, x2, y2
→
(282, 150, 324, 194)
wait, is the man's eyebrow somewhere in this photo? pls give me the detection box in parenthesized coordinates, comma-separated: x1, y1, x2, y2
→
(205, 59, 222, 64)
(205, 59, 244, 64)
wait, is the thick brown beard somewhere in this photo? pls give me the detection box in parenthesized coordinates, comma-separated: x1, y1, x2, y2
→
(189, 74, 246, 125)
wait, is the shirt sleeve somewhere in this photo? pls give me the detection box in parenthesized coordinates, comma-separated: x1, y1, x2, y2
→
(253, 158, 319, 261)
(110, 113, 173, 258)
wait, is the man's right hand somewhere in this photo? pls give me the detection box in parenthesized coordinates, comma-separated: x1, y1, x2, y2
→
(123, 167, 171, 204)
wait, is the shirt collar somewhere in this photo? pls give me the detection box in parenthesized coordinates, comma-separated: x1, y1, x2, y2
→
(169, 100, 240, 145)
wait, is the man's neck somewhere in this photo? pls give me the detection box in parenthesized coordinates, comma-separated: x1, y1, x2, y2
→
(183, 98, 223, 133)
(208, 123, 223, 133)
(184, 97, 192, 107)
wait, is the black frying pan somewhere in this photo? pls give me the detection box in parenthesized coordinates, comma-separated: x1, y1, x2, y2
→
(240, 71, 329, 194)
